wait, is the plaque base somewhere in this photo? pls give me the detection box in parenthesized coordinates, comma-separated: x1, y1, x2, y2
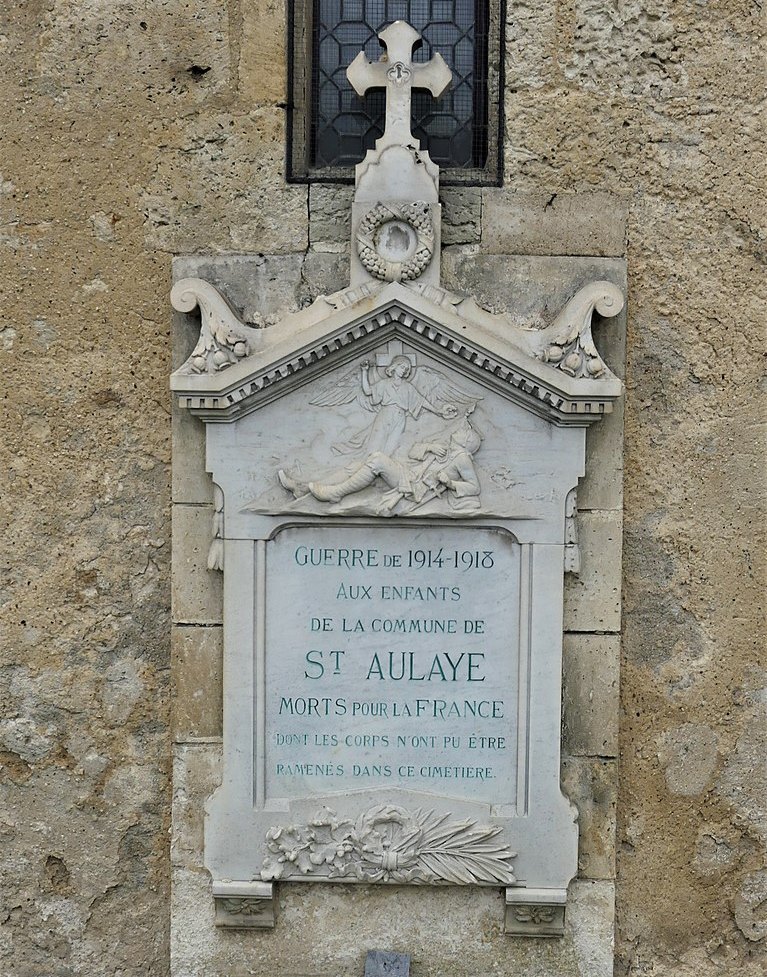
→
(504, 887, 568, 938)
(212, 880, 275, 929)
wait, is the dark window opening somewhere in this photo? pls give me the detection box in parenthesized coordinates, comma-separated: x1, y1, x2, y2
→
(288, 0, 504, 185)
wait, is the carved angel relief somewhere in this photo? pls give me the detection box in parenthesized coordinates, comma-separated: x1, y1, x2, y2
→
(273, 351, 484, 518)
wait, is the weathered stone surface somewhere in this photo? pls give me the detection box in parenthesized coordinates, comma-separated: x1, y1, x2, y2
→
(172, 253, 349, 326)
(172, 744, 221, 871)
(38, 0, 233, 110)
(580, 393, 624, 512)
(716, 684, 767, 845)
(171, 858, 616, 976)
(239, 0, 288, 105)
(171, 627, 223, 741)
(441, 252, 627, 325)
(441, 187, 482, 245)
(481, 192, 628, 257)
(562, 757, 617, 880)
(142, 110, 308, 255)
(564, 510, 623, 633)
(365, 950, 411, 976)
(657, 723, 719, 797)
(171, 407, 212, 506)
(563, 634, 620, 758)
(734, 869, 767, 943)
(309, 184, 354, 249)
(569, 882, 615, 977)
(171, 505, 222, 625)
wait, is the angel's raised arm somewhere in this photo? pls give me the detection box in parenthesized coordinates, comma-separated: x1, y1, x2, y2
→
(360, 360, 373, 398)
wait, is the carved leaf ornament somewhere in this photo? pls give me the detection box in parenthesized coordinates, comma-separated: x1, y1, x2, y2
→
(171, 279, 256, 374)
(260, 805, 516, 885)
(540, 282, 624, 379)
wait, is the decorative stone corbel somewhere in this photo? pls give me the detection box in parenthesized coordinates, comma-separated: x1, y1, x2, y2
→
(207, 483, 224, 572)
(172, 278, 261, 375)
(564, 488, 580, 574)
(538, 280, 624, 379)
(212, 880, 275, 929)
(505, 887, 568, 938)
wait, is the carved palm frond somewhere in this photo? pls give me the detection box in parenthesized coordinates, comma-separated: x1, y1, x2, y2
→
(413, 809, 516, 885)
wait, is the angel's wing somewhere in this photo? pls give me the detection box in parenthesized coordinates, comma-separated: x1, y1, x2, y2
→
(308, 363, 379, 411)
(410, 366, 481, 413)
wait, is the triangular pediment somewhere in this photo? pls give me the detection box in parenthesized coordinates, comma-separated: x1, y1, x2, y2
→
(171, 279, 623, 426)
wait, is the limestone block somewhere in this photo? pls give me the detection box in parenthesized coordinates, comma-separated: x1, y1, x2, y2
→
(170, 867, 615, 977)
(443, 251, 626, 512)
(561, 758, 617, 880)
(171, 254, 349, 327)
(442, 253, 627, 327)
(172, 408, 212, 505)
(562, 634, 620, 758)
(579, 395, 624, 513)
(366, 951, 410, 976)
(504, 0, 559, 90)
(172, 743, 222, 870)
(172, 505, 223, 625)
(309, 185, 354, 248)
(143, 110, 308, 254)
(37, 0, 231, 109)
(172, 254, 305, 325)
(300, 252, 351, 299)
(170, 280, 214, 505)
(481, 192, 628, 258)
(567, 881, 615, 977)
(563, 511, 623, 633)
(579, 306, 626, 512)
(171, 626, 223, 741)
(441, 187, 482, 245)
(562, 0, 687, 99)
(239, 0, 288, 104)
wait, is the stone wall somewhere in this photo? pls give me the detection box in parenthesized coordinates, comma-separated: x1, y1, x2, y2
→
(1, 2, 764, 976)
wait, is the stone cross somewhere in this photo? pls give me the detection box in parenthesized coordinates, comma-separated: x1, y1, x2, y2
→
(347, 21, 452, 148)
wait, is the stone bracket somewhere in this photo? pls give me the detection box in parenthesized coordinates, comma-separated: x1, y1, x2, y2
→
(212, 880, 276, 929)
(504, 887, 568, 938)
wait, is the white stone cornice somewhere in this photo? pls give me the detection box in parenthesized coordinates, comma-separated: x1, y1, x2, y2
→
(171, 279, 623, 425)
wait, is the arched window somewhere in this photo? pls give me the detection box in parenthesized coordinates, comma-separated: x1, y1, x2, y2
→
(288, 0, 503, 185)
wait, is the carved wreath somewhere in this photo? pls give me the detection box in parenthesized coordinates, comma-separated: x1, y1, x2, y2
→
(260, 804, 516, 885)
(357, 203, 435, 282)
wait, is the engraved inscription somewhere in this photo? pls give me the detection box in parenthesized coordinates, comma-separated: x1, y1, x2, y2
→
(264, 525, 520, 805)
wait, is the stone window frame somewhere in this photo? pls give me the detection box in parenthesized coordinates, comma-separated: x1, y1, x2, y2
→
(286, 0, 506, 186)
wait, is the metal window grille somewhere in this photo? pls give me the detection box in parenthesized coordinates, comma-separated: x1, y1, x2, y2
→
(288, 0, 504, 185)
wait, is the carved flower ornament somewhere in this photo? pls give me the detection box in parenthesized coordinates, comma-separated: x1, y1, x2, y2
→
(357, 203, 435, 282)
(513, 904, 557, 924)
(260, 804, 516, 885)
(220, 898, 266, 916)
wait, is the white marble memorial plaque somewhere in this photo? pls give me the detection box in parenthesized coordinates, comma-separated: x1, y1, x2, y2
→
(170, 19, 625, 932)
(265, 524, 519, 805)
